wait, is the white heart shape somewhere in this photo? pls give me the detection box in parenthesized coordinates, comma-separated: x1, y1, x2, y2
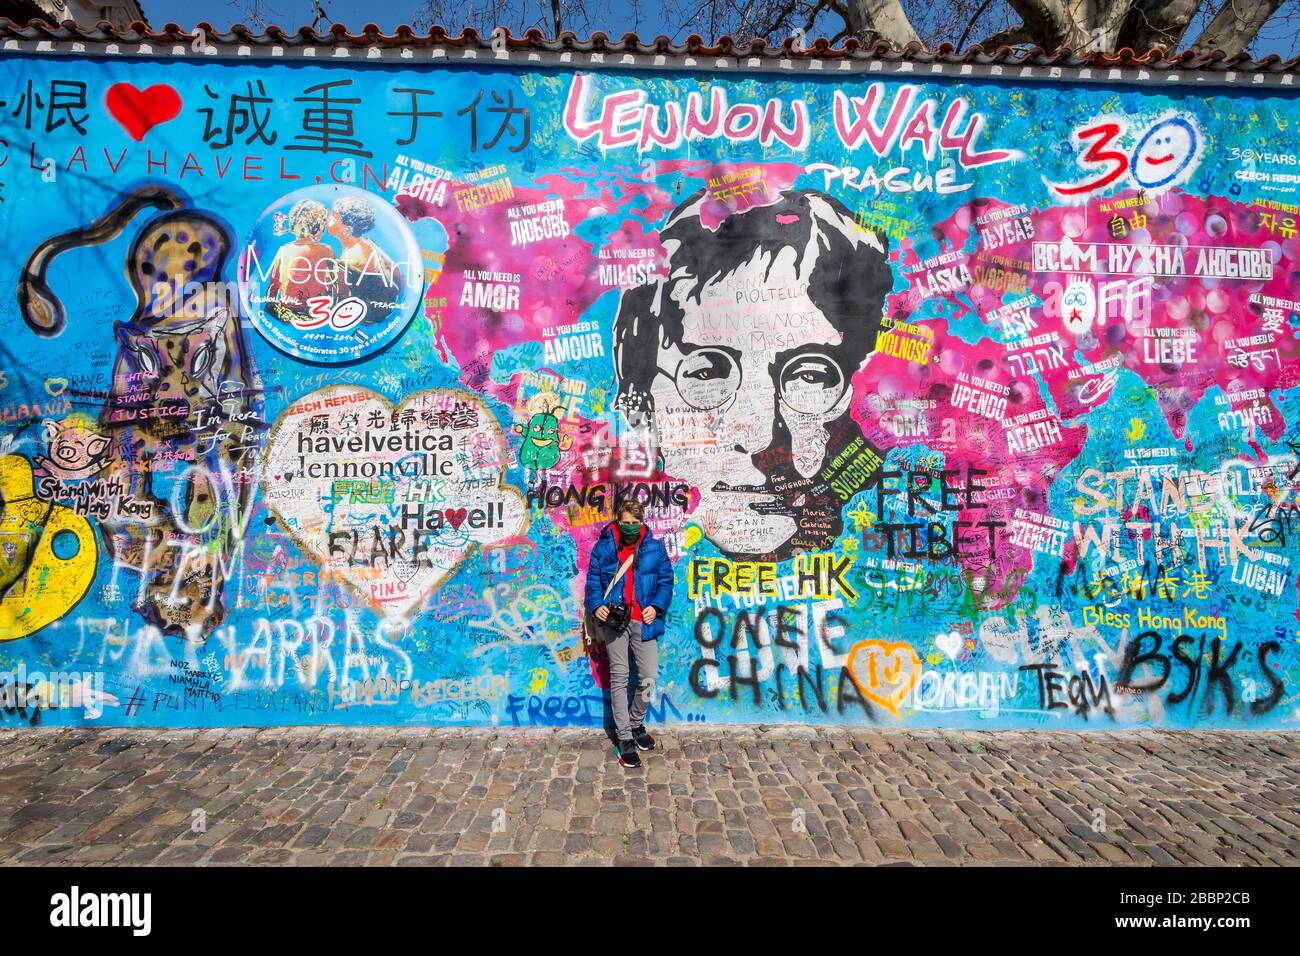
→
(935, 631, 962, 659)
(262, 385, 528, 620)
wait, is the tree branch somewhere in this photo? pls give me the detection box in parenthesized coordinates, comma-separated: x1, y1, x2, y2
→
(802, 0, 830, 34)
(956, 0, 998, 50)
(1188, 0, 1285, 56)
(753, 0, 800, 39)
(732, 0, 758, 38)
(977, 22, 1032, 47)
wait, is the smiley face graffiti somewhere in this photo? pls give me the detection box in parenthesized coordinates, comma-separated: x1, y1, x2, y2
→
(1132, 114, 1201, 190)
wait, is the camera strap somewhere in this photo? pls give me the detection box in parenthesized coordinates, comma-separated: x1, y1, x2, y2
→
(603, 552, 636, 600)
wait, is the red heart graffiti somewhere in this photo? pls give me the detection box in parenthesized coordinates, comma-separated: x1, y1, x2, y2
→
(106, 83, 182, 141)
(445, 508, 468, 530)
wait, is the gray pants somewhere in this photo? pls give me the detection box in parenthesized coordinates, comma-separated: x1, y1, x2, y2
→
(601, 619, 658, 741)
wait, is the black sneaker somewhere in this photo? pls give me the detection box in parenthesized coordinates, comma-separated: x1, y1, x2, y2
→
(617, 739, 642, 768)
(631, 725, 656, 751)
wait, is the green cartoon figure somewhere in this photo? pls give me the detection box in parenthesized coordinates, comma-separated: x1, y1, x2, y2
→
(516, 409, 572, 470)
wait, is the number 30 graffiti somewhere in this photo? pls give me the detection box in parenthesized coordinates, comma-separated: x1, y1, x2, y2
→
(1052, 111, 1201, 197)
(301, 295, 369, 331)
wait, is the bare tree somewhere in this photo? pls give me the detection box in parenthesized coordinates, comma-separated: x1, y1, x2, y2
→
(656, 0, 1295, 53)
(410, 0, 616, 36)
(224, 0, 288, 28)
(402, 0, 1293, 53)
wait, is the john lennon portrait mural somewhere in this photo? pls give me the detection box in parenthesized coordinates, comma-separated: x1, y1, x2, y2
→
(613, 189, 892, 560)
(0, 46, 1297, 730)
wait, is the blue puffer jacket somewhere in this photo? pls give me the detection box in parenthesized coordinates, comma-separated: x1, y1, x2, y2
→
(585, 521, 674, 640)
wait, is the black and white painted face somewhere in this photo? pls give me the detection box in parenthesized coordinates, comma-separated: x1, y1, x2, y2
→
(650, 249, 853, 556)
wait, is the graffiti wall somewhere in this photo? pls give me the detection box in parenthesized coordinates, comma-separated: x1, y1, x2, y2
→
(0, 45, 1297, 729)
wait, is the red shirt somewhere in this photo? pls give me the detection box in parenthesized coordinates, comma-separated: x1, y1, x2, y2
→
(616, 529, 644, 623)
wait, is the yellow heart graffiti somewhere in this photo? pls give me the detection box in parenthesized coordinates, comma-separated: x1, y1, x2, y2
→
(0, 455, 98, 640)
(847, 639, 922, 717)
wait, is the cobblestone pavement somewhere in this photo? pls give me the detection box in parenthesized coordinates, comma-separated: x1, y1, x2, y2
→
(0, 727, 1296, 866)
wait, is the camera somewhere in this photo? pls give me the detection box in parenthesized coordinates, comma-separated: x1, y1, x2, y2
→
(602, 603, 631, 631)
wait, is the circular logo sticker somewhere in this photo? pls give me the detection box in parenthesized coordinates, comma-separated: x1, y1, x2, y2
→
(239, 184, 424, 363)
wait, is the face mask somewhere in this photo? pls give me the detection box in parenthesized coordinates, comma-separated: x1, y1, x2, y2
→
(618, 522, 641, 538)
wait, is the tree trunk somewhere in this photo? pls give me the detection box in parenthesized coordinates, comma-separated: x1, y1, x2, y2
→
(1005, 0, 1089, 51)
(1078, 0, 1137, 50)
(1188, 0, 1284, 57)
(844, 0, 921, 46)
(1116, 0, 1202, 53)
